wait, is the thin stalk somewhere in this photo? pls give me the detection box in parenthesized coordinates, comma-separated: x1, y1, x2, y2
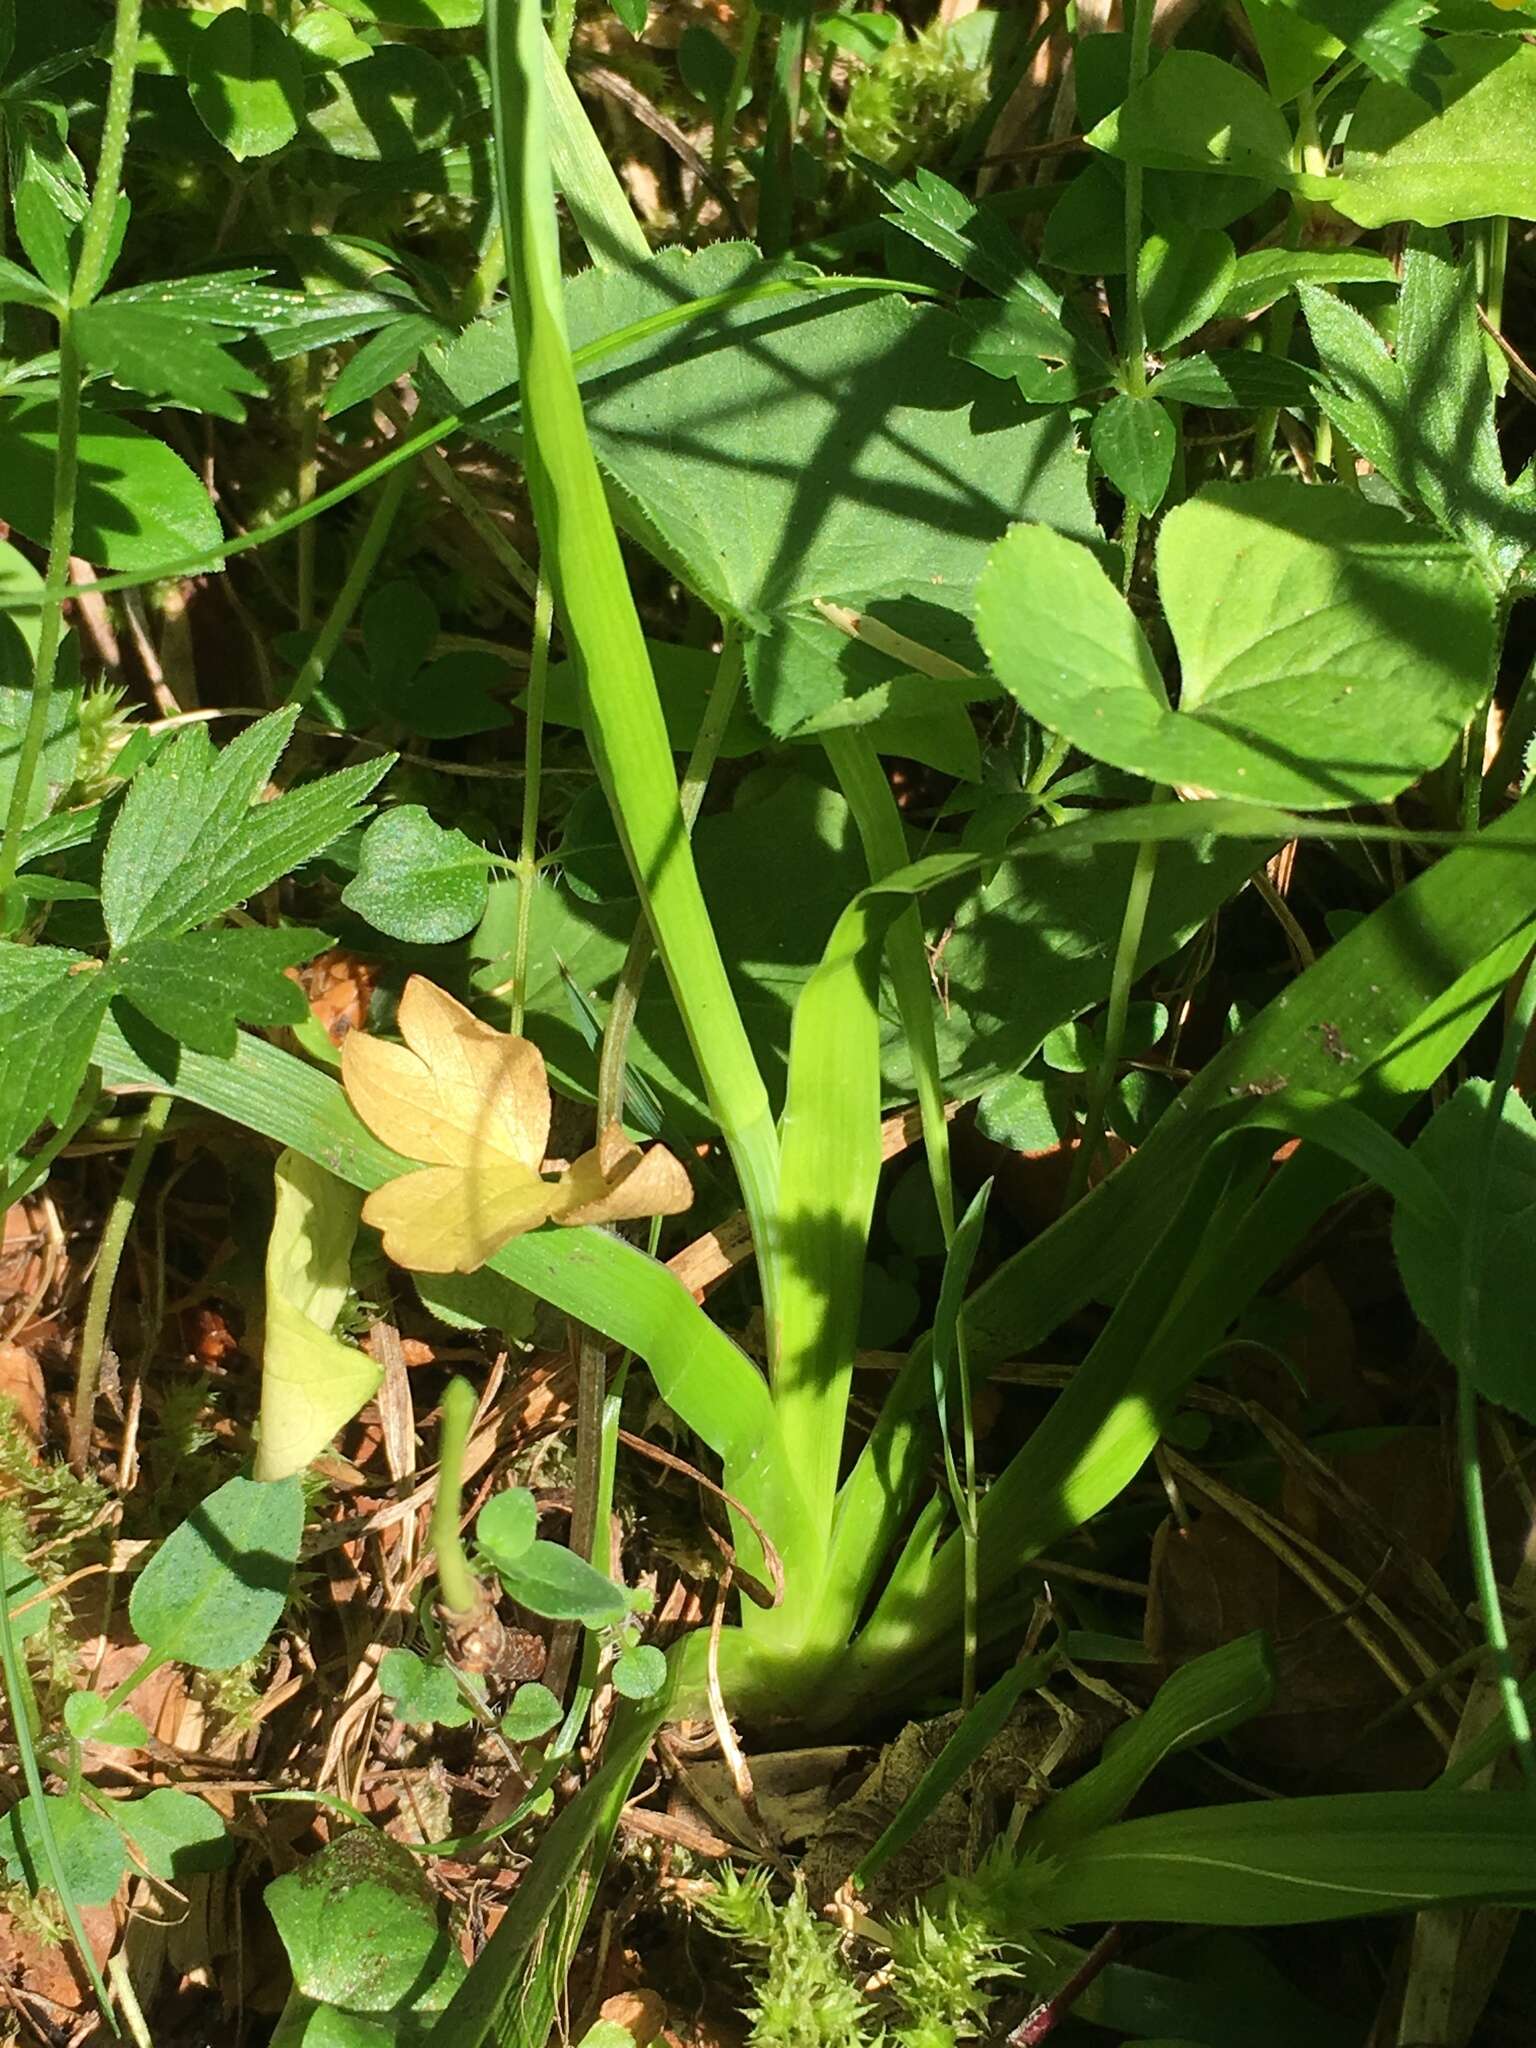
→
(283, 466, 410, 707)
(73, 0, 142, 307)
(0, 1549, 117, 2028)
(711, 0, 761, 176)
(68, 1091, 172, 1475)
(0, 317, 83, 910)
(596, 623, 744, 1131)
(508, 573, 553, 1035)
(432, 1376, 483, 1618)
(1454, 949, 1536, 1790)
(549, 0, 575, 65)
(1062, 817, 1162, 1210)
(1117, 0, 1155, 395)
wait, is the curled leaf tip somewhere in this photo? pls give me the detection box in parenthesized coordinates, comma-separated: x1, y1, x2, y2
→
(340, 976, 692, 1272)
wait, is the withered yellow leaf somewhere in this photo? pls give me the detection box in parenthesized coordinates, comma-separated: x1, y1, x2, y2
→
(342, 977, 691, 1273)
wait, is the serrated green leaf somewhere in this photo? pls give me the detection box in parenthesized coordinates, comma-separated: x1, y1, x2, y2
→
(129, 1474, 304, 1670)
(0, 399, 220, 574)
(113, 926, 326, 1057)
(118, 1788, 232, 1879)
(76, 297, 267, 423)
(882, 167, 1056, 305)
(101, 707, 385, 946)
(977, 482, 1493, 809)
(0, 945, 110, 1161)
(1215, 246, 1396, 320)
(1151, 350, 1319, 410)
(188, 9, 303, 159)
(1091, 394, 1175, 516)
(0, 1796, 126, 1906)
(0, 254, 56, 309)
(342, 806, 491, 944)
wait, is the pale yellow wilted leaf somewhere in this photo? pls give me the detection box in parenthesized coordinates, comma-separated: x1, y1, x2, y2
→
(341, 977, 692, 1273)
(254, 1149, 381, 1483)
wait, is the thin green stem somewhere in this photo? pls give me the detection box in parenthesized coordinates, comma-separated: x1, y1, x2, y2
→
(508, 573, 553, 1035)
(711, 0, 761, 175)
(68, 1091, 173, 1475)
(595, 623, 744, 1131)
(0, 1550, 117, 2028)
(1118, 0, 1155, 394)
(98, 1646, 168, 1719)
(0, 318, 83, 912)
(283, 467, 410, 707)
(432, 1377, 483, 1619)
(72, 0, 142, 308)
(1457, 1374, 1535, 1791)
(1063, 816, 1162, 1211)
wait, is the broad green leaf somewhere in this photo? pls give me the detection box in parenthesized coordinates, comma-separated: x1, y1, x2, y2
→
(678, 24, 750, 119)
(0, 945, 110, 1162)
(64, 1694, 149, 1748)
(129, 1474, 304, 1669)
(1149, 350, 1318, 410)
(1087, 51, 1292, 187)
(1393, 1082, 1536, 1419)
(1330, 36, 1536, 226)
(1091, 394, 1175, 516)
(342, 807, 491, 944)
(325, 312, 448, 418)
(255, 1150, 380, 1483)
(950, 295, 1115, 403)
(475, 1486, 539, 1565)
(977, 483, 1493, 808)
(492, 1538, 630, 1625)
(0, 1796, 126, 1906)
(331, 0, 483, 21)
(113, 926, 326, 1057)
(76, 296, 266, 423)
(1039, 1792, 1536, 1926)
(378, 1647, 479, 1728)
(266, 1828, 465, 2017)
(1138, 228, 1235, 352)
(502, 1681, 561, 1740)
(1265, 0, 1442, 95)
(430, 244, 1093, 739)
(304, 44, 456, 159)
(1215, 246, 1396, 320)
(1241, 0, 1340, 103)
(187, 8, 303, 160)
(0, 399, 220, 574)
(611, 1644, 667, 1699)
(0, 679, 78, 824)
(1030, 1636, 1274, 1854)
(118, 1788, 232, 1879)
(101, 706, 385, 946)
(0, 542, 45, 682)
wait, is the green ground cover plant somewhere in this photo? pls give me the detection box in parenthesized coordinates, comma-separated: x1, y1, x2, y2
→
(3, 0, 1536, 2040)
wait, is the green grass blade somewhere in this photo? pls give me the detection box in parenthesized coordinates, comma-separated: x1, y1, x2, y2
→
(541, 31, 650, 271)
(1028, 1635, 1275, 1856)
(825, 792, 1536, 1645)
(1039, 1792, 1536, 1927)
(90, 1018, 802, 1582)
(487, 0, 780, 1312)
